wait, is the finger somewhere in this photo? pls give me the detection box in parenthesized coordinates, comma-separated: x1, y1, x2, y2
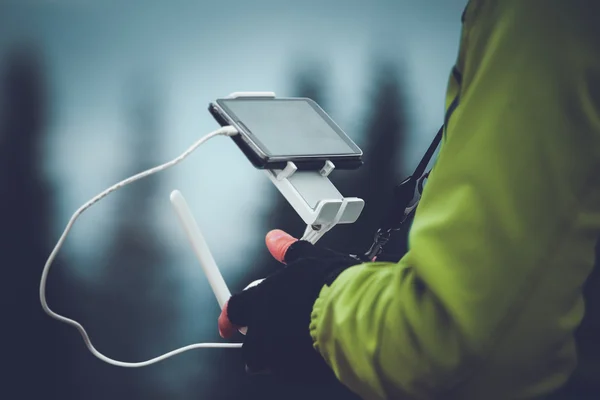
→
(265, 229, 298, 263)
(218, 300, 239, 338)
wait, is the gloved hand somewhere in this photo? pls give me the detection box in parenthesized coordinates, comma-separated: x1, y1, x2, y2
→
(217, 229, 361, 383)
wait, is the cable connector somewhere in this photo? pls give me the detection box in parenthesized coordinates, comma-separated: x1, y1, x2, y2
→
(218, 126, 238, 137)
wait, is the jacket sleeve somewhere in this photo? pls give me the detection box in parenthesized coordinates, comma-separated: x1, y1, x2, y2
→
(309, 1, 600, 399)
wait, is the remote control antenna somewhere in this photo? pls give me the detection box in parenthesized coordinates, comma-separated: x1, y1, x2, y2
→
(170, 189, 231, 309)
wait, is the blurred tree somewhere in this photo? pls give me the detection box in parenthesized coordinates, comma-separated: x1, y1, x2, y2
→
(76, 75, 181, 399)
(0, 45, 75, 399)
(566, 239, 600, 396)
(320, 59, 411, 258)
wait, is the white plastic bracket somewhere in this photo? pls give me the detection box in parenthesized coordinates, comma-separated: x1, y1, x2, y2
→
(319, 160, 335, 177)
(276, 161, 297, 181)
(225, 92, 365, 243)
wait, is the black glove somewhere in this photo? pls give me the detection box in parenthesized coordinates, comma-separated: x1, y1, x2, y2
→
(224, 240, 361, 383)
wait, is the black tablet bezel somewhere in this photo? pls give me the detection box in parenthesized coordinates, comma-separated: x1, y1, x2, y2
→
(209, 97, 363, 170)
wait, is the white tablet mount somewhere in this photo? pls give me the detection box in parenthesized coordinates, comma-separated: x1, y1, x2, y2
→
(226, 92, 365, 244)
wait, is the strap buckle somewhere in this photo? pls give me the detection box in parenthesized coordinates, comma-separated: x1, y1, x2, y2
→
(362, 125, 443, 261)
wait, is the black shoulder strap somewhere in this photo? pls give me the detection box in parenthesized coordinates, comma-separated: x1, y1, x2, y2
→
(413, 125, 444, 180)
(384, 124, 443, 229)
(363, 125, 444, 260)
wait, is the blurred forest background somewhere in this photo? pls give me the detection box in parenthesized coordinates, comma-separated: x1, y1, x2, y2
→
(11, 1, 598, 400)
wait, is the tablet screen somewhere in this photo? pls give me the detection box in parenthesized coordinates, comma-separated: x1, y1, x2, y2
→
(217, 98, 360, 157)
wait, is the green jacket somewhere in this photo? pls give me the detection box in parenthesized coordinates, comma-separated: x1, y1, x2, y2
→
(309, 1, 600, 399)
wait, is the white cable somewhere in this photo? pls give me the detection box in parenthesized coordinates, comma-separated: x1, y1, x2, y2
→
(39, 125, 242, 369)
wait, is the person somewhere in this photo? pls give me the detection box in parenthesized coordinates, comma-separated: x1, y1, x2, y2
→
(218, 1, 600, 399)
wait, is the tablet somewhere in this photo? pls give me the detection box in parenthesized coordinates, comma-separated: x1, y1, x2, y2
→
(209, 97, 363, 170)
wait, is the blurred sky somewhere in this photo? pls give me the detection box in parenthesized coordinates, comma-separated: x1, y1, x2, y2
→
(0, 0, 467, 301)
